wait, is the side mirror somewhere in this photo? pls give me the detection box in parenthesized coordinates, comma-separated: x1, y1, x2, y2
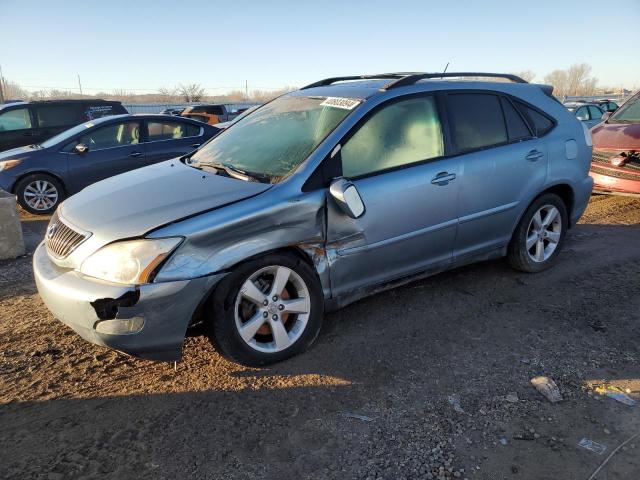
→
(329, 178, 365, 219)
(602, 111, 611, 121)
(74, 143, 89, 154)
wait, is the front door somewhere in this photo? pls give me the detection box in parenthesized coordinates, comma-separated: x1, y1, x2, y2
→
(326, 95, 459, 297)
(67, 120, 145, 192)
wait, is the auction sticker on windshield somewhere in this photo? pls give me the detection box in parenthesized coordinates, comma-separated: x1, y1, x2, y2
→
(320, 97, 362, 110)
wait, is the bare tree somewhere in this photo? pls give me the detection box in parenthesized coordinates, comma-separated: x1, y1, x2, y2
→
(158, 86, 178, 102)
(178, 83, 205, 102)
(544, 69, 569, 97)
(544, 64, 597, 97)
(514, 70, 536, 82)
(2, 79, 29, 100)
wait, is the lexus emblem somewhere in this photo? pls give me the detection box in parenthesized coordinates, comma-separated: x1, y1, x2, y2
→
(47, 223, 58, 239)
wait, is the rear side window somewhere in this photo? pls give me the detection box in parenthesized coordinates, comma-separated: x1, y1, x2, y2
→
(341, 96, 444, 178)
(588, 106, 603, 120)
(35, 105, 82, 128)
(0, 108, 32, 131)
(500, 97, 532, 141)
(514, 101, 555, 136)
(147, 121, 201, 141)
(447, 93, 507, 152)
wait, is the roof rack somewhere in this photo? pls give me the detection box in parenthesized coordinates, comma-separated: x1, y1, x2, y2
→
(301, 72, 528, 91)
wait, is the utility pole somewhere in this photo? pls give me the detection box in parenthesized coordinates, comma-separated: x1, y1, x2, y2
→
(0, 64, 5, 104)
(245, 80, 248, 102)
(77, 74, 83, 96)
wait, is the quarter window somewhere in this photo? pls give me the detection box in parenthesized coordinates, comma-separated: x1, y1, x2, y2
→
(341, 96, 444, 178)
(0, 108, 32, 131)
(515, 101, 555, 136)
(78, 122, 141, 150)
(500, 97, 532, 141)
(448, 93, 507, 151)
(147, 121, 200, 141)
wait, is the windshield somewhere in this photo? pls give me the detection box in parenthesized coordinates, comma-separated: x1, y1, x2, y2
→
(609, 94, 640, 124)
(188, 95, 357, 182)
(40, 120, 100, 148)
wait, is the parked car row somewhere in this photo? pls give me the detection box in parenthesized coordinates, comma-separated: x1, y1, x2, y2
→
(30, 72, 594, 365)
(0, 114, 221, 213)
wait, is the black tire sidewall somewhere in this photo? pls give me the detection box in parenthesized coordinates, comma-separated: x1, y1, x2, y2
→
(209, 253, 324, 366)
(15, 174, 64, 215)
(508, 193, 568, 273)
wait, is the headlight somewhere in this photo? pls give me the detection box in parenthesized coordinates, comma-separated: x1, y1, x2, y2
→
(80, 238, 182, 284)
(0, 159, 22, 172)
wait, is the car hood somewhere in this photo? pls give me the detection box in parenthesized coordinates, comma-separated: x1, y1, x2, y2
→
(0, 145, 40, 161)
(592, 122, 640, 150)
(60, 160, 272, 244)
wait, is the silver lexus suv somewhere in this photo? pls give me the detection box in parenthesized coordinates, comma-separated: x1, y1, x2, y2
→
(34, 72, 594, 365)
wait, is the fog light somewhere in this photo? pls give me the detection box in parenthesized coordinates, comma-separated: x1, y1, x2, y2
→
(95, 317, 144, 335)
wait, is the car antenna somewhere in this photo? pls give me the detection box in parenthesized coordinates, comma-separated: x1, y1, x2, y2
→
(440, 62, 450, 79)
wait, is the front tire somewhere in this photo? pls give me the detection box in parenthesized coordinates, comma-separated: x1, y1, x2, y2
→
(15, 174, 64, 215)
(507, 193, 568, 273)
(208, 253, 324, 366)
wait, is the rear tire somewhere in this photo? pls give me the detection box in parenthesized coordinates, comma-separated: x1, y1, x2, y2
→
(207, 253, 324, 366)
(507, 193, 568, 273)
(15, 173, 64, 215)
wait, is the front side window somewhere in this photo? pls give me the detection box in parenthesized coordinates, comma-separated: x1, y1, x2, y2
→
(189, 95, 354, 182)
(448, 93, 507, 151)
(341, 96, 443, 178)
(147, 121, 200, 141)
(0, 108, 32, 131)
(78, 122, 141, 150)
(588, 106, 603, 120)
(609, 95, 640, 123)
(35, 105, 81, 127)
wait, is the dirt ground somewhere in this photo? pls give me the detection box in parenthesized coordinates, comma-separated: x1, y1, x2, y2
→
(1, 194, 639, 480)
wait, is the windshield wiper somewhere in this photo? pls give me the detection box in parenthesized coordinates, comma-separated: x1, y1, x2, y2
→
(187, 159, 271, 183)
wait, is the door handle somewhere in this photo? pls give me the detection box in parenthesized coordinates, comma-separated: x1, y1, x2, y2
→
(190, 143, 201, 148)
(129, 151, 142, 157)
(431, 172, 456, 186)
(525, 150, 544, 162)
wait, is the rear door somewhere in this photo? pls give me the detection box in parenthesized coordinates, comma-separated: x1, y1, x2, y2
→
(66, 120, 145, 192)
(448, 92, 549, 260)
(0, 106, 35, 151)
(326, 94, 459, 296)
(144, 119, 204, 164)
(32, 103, 84, 143)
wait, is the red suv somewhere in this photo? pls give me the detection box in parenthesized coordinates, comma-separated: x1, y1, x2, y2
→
(590, 91, 640, 196)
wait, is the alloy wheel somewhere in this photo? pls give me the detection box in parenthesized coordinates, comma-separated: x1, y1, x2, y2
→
(23, 180, 58, 211)
(234, 265, 311, 353)
(525, 204, 562, 263)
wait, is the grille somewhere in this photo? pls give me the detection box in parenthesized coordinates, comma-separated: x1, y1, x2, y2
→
(45, 211, 89, 258)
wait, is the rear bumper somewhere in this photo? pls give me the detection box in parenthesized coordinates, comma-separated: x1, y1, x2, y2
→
(570, 176, 594, 225)
(33, 242, 224, 361)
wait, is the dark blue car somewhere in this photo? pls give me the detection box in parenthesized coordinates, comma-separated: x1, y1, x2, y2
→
(0, 114, 220, 214)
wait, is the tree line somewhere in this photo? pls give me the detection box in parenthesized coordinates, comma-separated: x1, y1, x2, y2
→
(0, 64, 624, 104)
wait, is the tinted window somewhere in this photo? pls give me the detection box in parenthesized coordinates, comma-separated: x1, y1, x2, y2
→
(36, 105, 81, 127)
(0, 108, 32, 131)
(448, 93, 507, 151)
(85, 104, 117, 121)
(147, 121, 200, 141)
(515, 101, 555, 136)
(341, 96, 443, 178)
(78, 122, 141, 150)
(588, 106, 603, 120)
(575, 107, 589, 121)
(501, 97, 531, 141)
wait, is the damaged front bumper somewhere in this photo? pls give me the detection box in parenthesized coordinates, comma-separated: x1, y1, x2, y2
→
(33, 242, 224, 361)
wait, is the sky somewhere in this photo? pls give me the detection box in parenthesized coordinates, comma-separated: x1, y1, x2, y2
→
(1, 0, 639, 95)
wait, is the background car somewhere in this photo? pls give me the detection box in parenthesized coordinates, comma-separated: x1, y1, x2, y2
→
(593, 98, 619, 112)
(181, 104, 241, 125)
(158, 107, 185, 116)
(0, 114, 219, 214)
(564, 101, 605, 128)
(0, 99, 128, 152)
(590, 90, 640, 196)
